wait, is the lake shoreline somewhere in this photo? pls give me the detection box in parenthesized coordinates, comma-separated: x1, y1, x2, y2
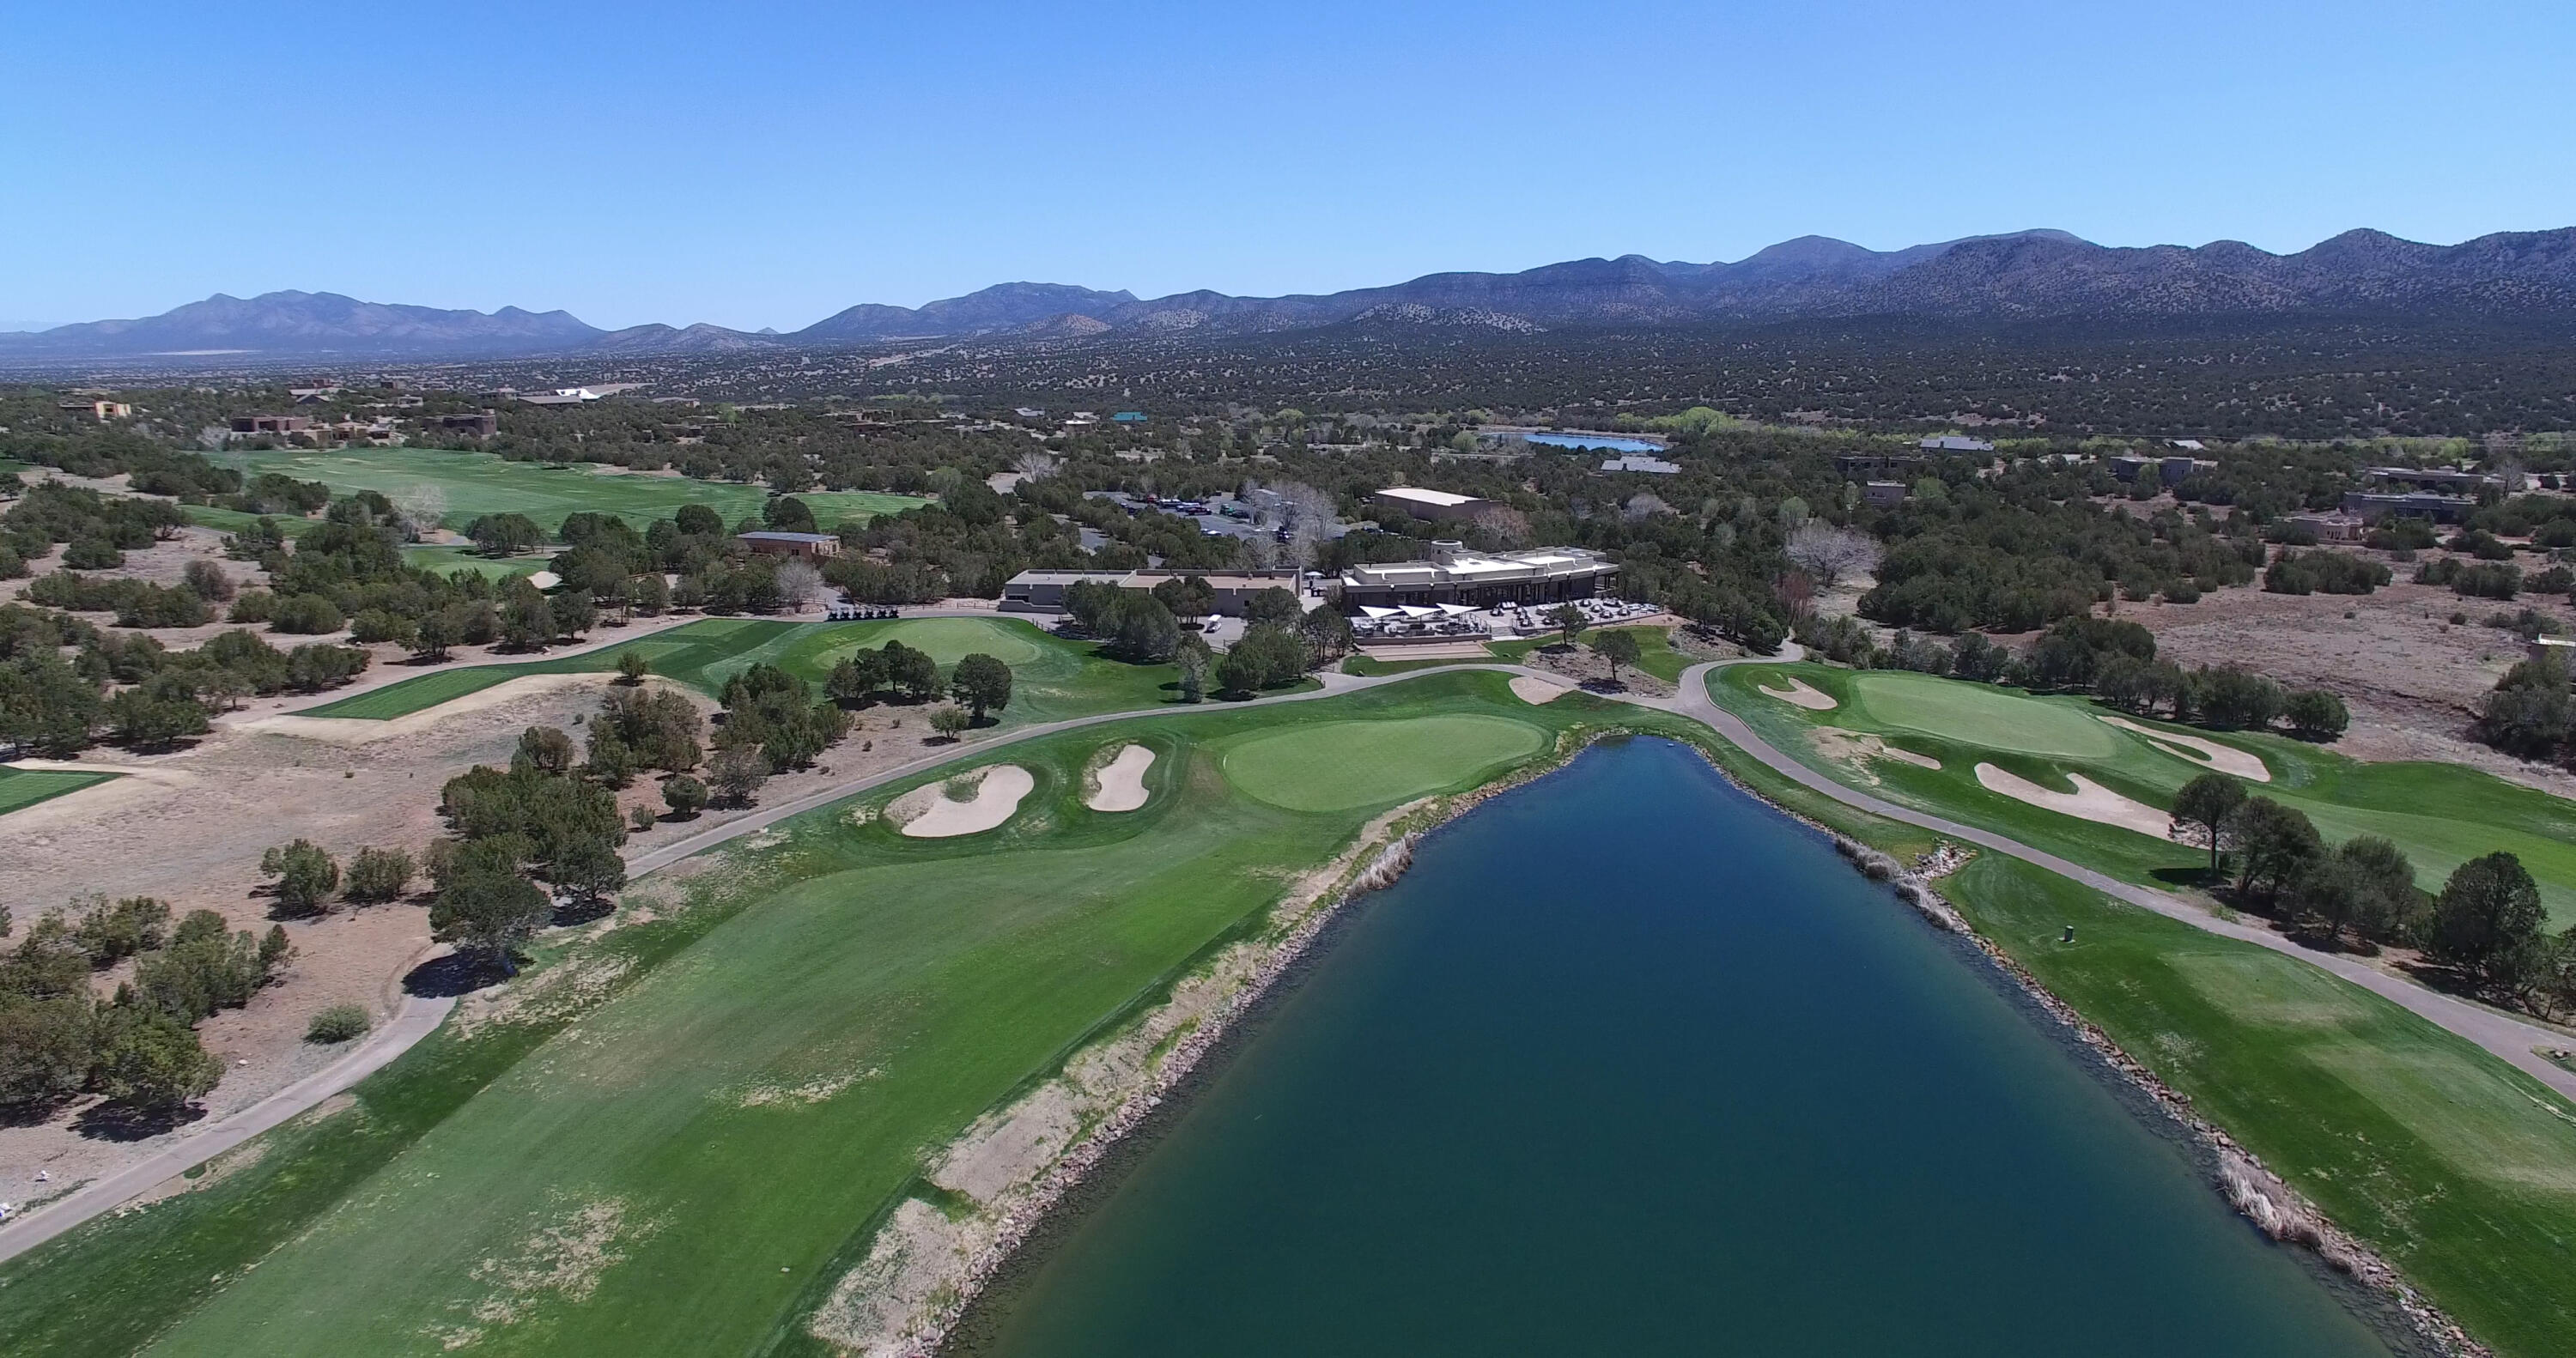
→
(808, 725, 1614, 1358)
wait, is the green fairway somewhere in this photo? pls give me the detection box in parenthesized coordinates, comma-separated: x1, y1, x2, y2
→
(0, 767, 115, 815)
(208, 446, 924, 534)
(1710, 663, 2576, 925)
(296, 615, 1179, 729)
(1850, 670, 2123, 759)
(0, 674, 1648, 1357)
(1946, 855, 2576, 1357)
(1217, 713, 1550, 811)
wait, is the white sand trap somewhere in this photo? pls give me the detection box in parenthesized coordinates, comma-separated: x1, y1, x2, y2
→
(1085, 744, 1157, 812)
(1509, 674, 1575, 705)
(1975, 763, 2173, 839)
(2097, 715, 2271, 782)
(890, 765, 1036, 838)
(1758, 676, 1838, 710)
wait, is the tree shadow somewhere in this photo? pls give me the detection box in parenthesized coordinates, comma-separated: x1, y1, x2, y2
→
(550, 896, 614, 928)
(403, 950, 513, 998)
(2148, 865, 2224, 891)
(73, 1100, 207, 1143)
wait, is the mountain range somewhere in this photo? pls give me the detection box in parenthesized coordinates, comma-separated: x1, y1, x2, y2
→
(9, 227, 2574, 361)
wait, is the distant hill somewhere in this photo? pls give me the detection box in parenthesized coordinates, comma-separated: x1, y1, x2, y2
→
(9, 227, 2574, 361)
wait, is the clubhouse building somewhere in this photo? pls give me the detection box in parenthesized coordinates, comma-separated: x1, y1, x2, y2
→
(1336, 542, 1617, 610)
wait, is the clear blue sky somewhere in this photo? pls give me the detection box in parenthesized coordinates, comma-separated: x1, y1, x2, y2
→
(3, 0, 2569, 331)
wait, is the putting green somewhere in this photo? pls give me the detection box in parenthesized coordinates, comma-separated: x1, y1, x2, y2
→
(1851, 671, 2121, 760)
(818, 616, 1046, 668)
(1218, 715, 1547, 812)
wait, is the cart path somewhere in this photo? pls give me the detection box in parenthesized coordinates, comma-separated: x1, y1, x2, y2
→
(13, 646, 2573, 1262)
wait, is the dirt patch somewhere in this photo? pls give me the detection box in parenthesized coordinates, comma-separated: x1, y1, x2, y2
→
(1507, 674, 1574, 705)
(886, 767, 1034, 838)
(2111, 573, 2576, 798)
(433, 1195, 658, 1348)
(1758, 676, 1838, 710)
(1974, 763, 2173, 838)
(1083, 745, 1155, 812)
(2098, 714, 2271, 782)
(1519, 643, 1674, 698)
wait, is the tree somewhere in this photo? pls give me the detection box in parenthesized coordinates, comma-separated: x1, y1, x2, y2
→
(551, 838, 627, 905)
(1176, 636, 1211, 703)
(708, 746, 769, 805)
(2168, 773, 2248, 876)
(1217, 624, 1309, 694)
(465, 512, 544, 558)
(775, 559, 825, 611)
(1297, 605, 1355, 661)
(884, 642, 943, 701)
(929, 705, 972, 740)
(91, 1008, 220, 1112)
(343, 846, 416, 904)
(2288, 835, 2421, 947)
(2427, 852, 2547, 991)
(617, 650, 652, 686)
(411, 606, 460, 662)
(629, 803, 658, 833)
(1151, 575, 1216, 623)
(1548, 603, 1585, 646)
(108, 690, 208, 749)
(430, 866, 552, 975)
(501, 589, 554, 651)
(550, 590, 597, 640)
(1595, 628, 1643, 682)
(1783, 523, 1881, 590)
(1242, 587, 1303, 629)
(0, 996, 95, 1112)
(515, 725, 578, 775)
(662, 774, 708, 818)
(259, 840, 341, 916)
(2284, 688, 2349, 741)
(2222, 797, 2321, 900)
(950, 653, 1013, 722)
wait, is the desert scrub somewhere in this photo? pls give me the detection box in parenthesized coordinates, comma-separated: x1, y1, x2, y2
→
(304, 1003, 370, 1045)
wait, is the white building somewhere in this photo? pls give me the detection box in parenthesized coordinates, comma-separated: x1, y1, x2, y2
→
(1338, 542, 1616, 609)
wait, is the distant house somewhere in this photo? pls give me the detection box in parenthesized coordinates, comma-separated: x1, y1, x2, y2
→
(1013, 407, 1047, 419)
(737, 530, 841, 560)
(1835, 452, 1929, 478)
(1919, 435, 1995, 452)
(2341, 490, 2474, 524)
(1600, 454, 1680, 475)
(1112, 411, 1147, 423)
(2111, 455, 2212, 487)
(230, 414, 311, 434)
(437, 410, 500, 438)
(2364, 465, 2514, 494)
(2285, 512, 2366, 543)
(1862, 481, 1910, 509)
(58, 400, 130, 421)
(1373, 486, 1504, 524)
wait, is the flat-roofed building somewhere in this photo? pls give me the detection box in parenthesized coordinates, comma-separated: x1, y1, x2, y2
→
(736, 530, 841, 560)
(999, 567, 1309, 615)
(2342, 490, 2475, 524)
(2285, 512, 2366, 543)
(230, 414, 311, 434)
(2365, 465, 2514, 494)
(1862, 481, 1910, 509)
(1338, 542, 1615, 609)
(1373, 486, 1502, 524)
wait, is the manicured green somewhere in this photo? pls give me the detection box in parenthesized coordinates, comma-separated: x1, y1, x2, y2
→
(0, 675, 1648, 1357)
(1217, 714, 1548, 811)
(207, 446, 924, 534)
(1710, 663, 2576, 925)
(0, 767, 115, 815)
(1947, 855, 2576, 1358)
(295, 615, 1178, 728)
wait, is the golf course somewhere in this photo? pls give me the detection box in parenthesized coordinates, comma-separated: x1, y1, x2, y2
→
(1708, 662, 2576, 925)
(298, 615, 1182, 727)
(204, 446, 924, 535)
(0, 767, 117, 816)
(0, 672, 1645, 1356)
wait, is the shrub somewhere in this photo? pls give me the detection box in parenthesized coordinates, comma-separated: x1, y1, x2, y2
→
(268, 593, 345, 634)
(181, 558, 236, 602)
(343, 846, 416, 903)
(260, 840, 342, 915)
(63, 537, 123, 569)
(304, 1003, 371, 1044)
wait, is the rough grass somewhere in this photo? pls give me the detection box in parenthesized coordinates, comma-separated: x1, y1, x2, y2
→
(1486, 625, 1688, 682)
(207, 446, 924, 535)
(1850, 670, 2125, 760)
(1711, 663, 2576, 925)
(0, 767, 116, 815)
(0, 675, 1653, 1358)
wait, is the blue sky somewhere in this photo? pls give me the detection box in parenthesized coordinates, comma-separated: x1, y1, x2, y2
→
(3, 0, 2570, 330)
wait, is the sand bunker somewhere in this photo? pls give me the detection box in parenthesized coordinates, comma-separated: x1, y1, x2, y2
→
(1085, 744, 1156, 812)
(1975, 763, 2173, 839)
(1509, 674, 1575, 705)
(889, 766, 1035, 838)
(2098, 715, 2271, 782)
(1758, 676, 1838, 710)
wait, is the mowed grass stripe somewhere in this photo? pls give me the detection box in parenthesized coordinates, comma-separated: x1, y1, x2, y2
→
(0, 767, 116, 815)
(1218, 714, 1548, 811)
(7, 674, 1626, 1357)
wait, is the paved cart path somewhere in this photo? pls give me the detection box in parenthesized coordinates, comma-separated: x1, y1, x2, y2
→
(12, 647, 2574, 1263)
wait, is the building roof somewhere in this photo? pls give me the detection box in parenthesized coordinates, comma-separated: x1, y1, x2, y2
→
(1375, 486, 1484, 508)
(736, 530, 839, 544)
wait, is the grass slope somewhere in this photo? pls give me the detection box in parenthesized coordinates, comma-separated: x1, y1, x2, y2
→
(0, 675, 1649, 1356)
(207, 446, 924, 535)
(1710, 663, 2576, 925)
(0, 767, 115, 815)
(298, 616, 1178, 727)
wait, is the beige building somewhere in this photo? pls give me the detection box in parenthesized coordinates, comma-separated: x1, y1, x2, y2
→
(1338, 542, 1615, 609)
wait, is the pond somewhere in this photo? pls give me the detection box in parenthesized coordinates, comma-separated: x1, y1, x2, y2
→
(1512, 432, 1668, 452)
(951, 737, 2400, 1358)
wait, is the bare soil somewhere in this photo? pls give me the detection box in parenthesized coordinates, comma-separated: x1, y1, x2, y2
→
(2106, 572, 2576, 798)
